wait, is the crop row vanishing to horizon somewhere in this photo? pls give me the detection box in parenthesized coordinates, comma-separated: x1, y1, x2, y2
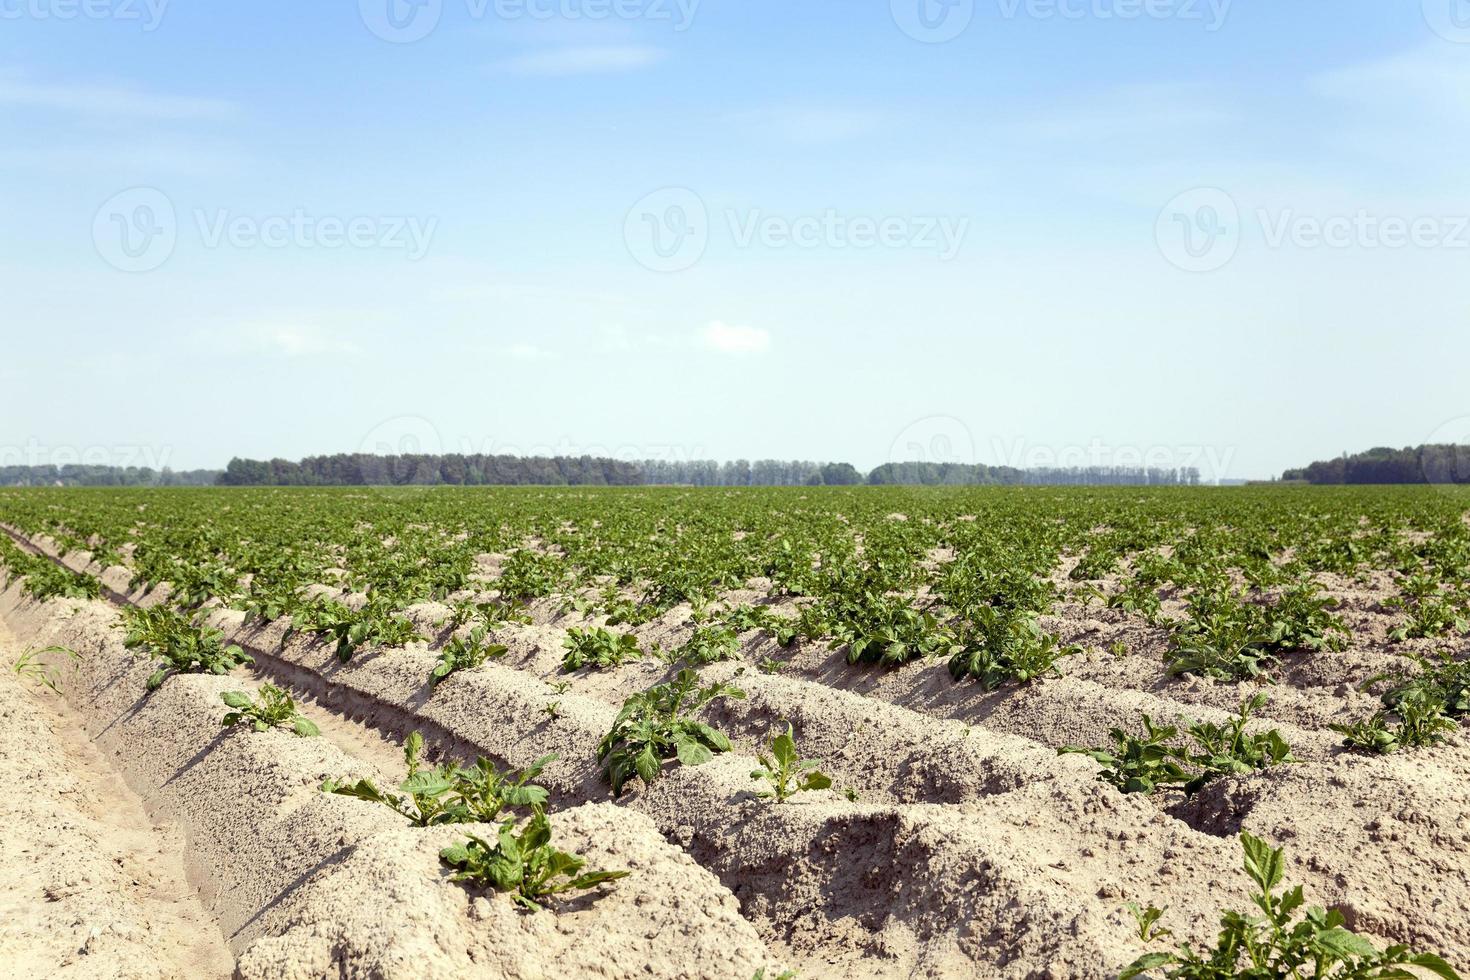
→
(2, 483, 1468, 978)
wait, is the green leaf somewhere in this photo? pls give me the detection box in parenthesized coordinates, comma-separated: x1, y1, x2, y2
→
(1405, 953, 1463, 980)
(1119, 952, 1176, 979)
(675, 737, 713, 767)
(634, 746, 660, 786)
(1312, 926, 1380, 959)
(1240, 831, 1283, 893)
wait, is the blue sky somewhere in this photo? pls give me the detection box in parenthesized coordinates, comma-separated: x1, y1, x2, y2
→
(3, 0, 1469, 479)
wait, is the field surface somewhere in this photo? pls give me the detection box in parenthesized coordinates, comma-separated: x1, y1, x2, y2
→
(1, 485, 1468, 979)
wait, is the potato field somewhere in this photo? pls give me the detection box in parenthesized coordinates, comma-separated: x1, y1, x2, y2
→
(1, 485, 1468, 979)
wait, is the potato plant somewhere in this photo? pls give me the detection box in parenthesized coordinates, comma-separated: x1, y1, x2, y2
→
(324, 731, 553, 825)
(750, 724, 832, 802)
(1121, 832, 1460, 979)
(597, 669, 744, 796)
(440, 811, 629, 912)
(1062, 697, 1297, 796)
(220, 684, 320, 737)
(432, 624, 508, 683)
(561, 626, 641, 671)
(122, 606, 254, 691)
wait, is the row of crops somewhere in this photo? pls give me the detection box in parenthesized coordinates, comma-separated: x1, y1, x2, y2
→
(1, 484, 1468, 977)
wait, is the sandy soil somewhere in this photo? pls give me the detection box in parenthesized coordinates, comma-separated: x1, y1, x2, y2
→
(0, 613, 234, 980)
(2, 522, 1468, 978)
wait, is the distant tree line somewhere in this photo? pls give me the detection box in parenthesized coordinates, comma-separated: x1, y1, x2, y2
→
(0, 465, 220, 487)
(1283, 445, 1470, 485)
(214, 455, 1201, 487)
(0, 455, 1215, 488)
(218, 454, 644, 486)
(869, 463, 1201, 486)
(634, 460, 863, 486)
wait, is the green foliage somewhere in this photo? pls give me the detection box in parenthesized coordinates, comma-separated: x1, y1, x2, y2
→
(1060, 715, 1191, 795)
(495, 549, 567, 601)
(597, 668, 744, 796)
(295, 595, 425, 662)
(440, 811, 629, 912)
(432, 624, 508, 683)
(561, 626, 642, 671)
(677, 621, 742, 666)
(0, 539, 102, 601)
(220, 684, 319, 737)
(324, 731, 553, 826)
(750, 724, 832, 802)
(1120, 832, 1461, 979)
(122, 606, 253, 691)
(947, 606, 1079, 689)
(1262, 580, 1349, 653)
(1062, 697, 1297, 796)
(1330, 689, 1458, 754)
(1127, 902, 1172, 944)
(833, 592, 957, 667)
(1168, 588, 1279, 682)
(12, 645, 79, 694)
(1387, 573, 1469, 642)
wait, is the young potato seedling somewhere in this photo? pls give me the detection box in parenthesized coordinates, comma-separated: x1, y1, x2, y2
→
(750, 723, 832, 802)
(432, 624, 508, 683)
(561, 626, 641, 671)
(597, 668, 744, 796)
(324, 731, 554, 825)
(221, 684, 320, 737)
(440, 811, 629, 912)
(1060, 715, 1191, 795)
(122, 606, 254, 691)
(1121, 833, 1461, 979)
(1126, 902, 1172, 944)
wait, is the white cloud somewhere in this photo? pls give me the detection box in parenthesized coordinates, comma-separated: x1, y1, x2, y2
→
(1004, 82, 1234, 142)
(498, 45, 664, 76)
(701, 321, 771, 355)
(201, 321, 362, 358)
(505, 342, 557, 361)
(0, 78, 235, 120)
(1310, 42, 1470, 119)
